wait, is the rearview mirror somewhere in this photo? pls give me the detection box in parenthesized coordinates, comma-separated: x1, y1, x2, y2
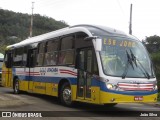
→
(95, 38, 102, 51)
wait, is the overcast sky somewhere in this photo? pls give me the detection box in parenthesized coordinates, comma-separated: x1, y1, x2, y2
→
(0, 0, 160, 40)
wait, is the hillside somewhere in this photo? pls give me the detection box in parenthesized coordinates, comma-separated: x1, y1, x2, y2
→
(0, 9, 69, 53)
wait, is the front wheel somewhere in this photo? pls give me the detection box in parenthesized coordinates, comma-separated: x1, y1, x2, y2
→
(13, 78, 20, 94)
(60, 82, 73, 106)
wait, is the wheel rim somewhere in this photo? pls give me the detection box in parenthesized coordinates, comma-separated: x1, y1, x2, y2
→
(15, 81, 19, 93)
(62, 87, 71, 105)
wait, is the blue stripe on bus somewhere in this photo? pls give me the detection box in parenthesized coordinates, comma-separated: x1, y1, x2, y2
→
(17, 75, 77, 85)
(16, 74, 100, 86)
(100, 82, 158, 96)
(91, 78, 100, 86)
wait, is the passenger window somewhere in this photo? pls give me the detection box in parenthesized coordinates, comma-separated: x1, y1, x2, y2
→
(37, 42, 45, 66)
(86, 50, 92, 72)
(58, 35, 75, 65)
(58, 50, 74, 65)
(13, 47, 23, 66)
(61, 36, 74, 50)
(44, 39, 58, 66)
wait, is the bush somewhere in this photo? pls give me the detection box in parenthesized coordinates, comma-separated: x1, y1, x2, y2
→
(151, 52, 160, 101)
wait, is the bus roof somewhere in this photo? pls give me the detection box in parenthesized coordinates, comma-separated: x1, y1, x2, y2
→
(7, 24, 138, 49)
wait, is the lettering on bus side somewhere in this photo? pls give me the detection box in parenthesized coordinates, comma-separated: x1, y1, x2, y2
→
(40, 68, 46, 75)
(39, 67, 58, 75)
(47, 68, 58, 73)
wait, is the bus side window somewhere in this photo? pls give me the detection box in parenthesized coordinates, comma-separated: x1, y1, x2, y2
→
(4, 51, 12, 68)
(13, 48, 23, 67)
(58, 35, 75, 65)
(26, 49, 37, 67)
(93, 52, 99, 75)
(37, 42, 45, 66)
(44, 39, 58, 66)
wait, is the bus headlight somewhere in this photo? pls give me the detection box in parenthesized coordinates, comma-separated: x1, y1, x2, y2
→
(154, 85, 158, 90)
(106, 83, 113, 90)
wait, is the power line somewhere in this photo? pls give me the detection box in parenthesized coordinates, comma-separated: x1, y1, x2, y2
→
(116, 0, 125, 16)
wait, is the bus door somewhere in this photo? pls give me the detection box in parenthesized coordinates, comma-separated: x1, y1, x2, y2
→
(27, 48, 37, 92)
(77, 48, 93, 101)
(3, 51, 12, 87)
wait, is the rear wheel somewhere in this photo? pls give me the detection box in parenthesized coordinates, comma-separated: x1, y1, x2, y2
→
(13, 78, 20, 94)
(60, 82, 73, 106)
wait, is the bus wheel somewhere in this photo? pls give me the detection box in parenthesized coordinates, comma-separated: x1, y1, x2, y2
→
(60, 82, 73, 106)
(13, 78, 20, 94)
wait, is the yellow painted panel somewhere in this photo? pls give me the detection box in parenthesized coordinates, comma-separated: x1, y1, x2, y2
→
(51, 83, 58, 97)
(100, 91, 158, 104)
(8, 69, 12, 87)
(19, 80, 28, 91)
(46, 83, 52, 95)
(71, 85, 77, 101)
(33, 82, 46, 94)
(2, 64, 12, 88)
(28, 81, 33, 92)
(91, 87, 100, 104)
(2, 64, 7, 87)
(73, 86, 100, 104)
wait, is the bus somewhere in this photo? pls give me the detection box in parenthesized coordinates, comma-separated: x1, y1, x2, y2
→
(0, 53, 4, 85)
(2, 24, 158, 106)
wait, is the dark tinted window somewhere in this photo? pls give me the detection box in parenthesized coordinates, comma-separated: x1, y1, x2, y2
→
(75, 32, 92, 48)
(13, 47, 23, 66)
(61, 36, 74, 50)
(44, 39, 59, 66)
(37, 42, 45, 66)
(58, 35, 75, 65)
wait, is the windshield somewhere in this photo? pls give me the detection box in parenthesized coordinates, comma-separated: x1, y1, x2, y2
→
(0, 62, 3, 68)
(100, 36, 154, 78)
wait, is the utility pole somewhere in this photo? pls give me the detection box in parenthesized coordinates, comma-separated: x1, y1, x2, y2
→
(129, 3, 132, 35)
(30, 2, 34, 37)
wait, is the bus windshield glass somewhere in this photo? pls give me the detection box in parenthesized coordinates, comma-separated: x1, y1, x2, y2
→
(99, 36, 154, 78)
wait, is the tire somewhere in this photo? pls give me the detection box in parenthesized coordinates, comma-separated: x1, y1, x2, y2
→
(104, 103, 117, 107)
(60, 82, 73, 106)
(13, 78, 20, 94)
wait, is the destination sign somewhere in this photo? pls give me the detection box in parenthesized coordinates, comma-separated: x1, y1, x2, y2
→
(103, 38, 136, 47)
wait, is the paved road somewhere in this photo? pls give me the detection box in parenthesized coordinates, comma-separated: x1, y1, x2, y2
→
(0, 87, 160, 120)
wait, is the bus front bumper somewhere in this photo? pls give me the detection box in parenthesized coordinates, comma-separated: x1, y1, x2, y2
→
(100, 91, 158, 104)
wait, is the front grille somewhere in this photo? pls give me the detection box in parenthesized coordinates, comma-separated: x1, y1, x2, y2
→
(118, 83, 154, 91)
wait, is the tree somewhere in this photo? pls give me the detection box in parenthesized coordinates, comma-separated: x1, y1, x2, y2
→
(144, 35, 160, 53)
(0, 9, 69, 53)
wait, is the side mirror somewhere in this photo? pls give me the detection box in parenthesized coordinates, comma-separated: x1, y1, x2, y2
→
(95, 38, 102, 51)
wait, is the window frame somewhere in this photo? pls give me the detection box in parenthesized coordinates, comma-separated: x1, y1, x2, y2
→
(44, 38, 59, 66)
(57, 34, 75, 66)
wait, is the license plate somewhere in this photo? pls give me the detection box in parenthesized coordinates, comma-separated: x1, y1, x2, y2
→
(134, 96, 143, 101)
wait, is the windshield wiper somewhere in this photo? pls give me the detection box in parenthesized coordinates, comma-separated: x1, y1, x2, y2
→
(130, 49, 150, 79)
(122, 50, 134, 79)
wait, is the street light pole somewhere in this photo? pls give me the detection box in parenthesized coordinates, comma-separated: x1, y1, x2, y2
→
(129, 3, 132, 35)
(30, 2, 34, 37)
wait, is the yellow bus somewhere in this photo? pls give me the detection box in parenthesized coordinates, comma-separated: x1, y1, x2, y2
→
(0, 53, 4, 85)
(2, 24, 158, 106)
